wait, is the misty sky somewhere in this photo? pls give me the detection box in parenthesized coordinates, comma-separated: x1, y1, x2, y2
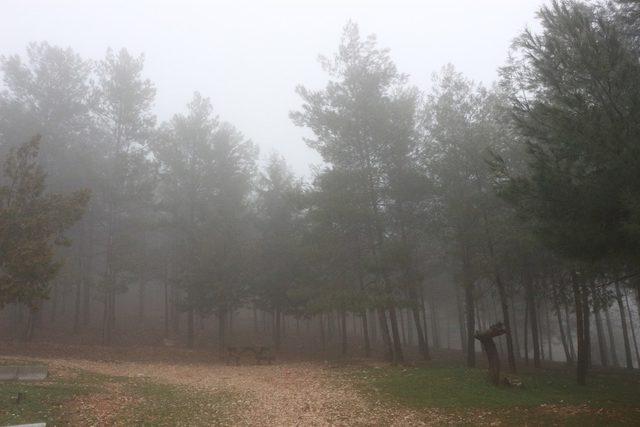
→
(1, 0, 544, 176)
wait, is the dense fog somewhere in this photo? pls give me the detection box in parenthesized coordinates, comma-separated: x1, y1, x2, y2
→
(1, 0, 640, 388)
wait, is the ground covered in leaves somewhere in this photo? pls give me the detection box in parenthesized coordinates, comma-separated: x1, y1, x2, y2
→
(1, 344, 640, 426)
(0, 358, 238, 426)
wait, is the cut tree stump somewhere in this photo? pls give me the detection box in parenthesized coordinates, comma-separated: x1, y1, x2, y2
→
(474, 322, 507, 386)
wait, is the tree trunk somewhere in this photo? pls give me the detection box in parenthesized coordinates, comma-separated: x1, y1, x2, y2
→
(138, 281, 146, 322)
(495, 274, 516, 372)
(25, 307, 37, 341)
(427, 293, 440, 350)
(388, 304, 404, 364)
(377, 308, 394, 362)
(409, 288, 429, 360)
(398, 309, 407, 345)
(604, 307, 620, 367)
(509, 293, 521, 360)
(73, 221, 85, 333)
(320, 314, 326, 351)
(361, 311, 371, 357)
(187, 308, 194, 348)
(615, 283, 633, 370)
(465, 281, 477, 368)
(623, 290, 640, 367)
(340, 309, 348, 356)
(455, 285, 467, 353)
(592, 289, 608, 367)
(163, 276, 170, 339)
(82, 215, 94, 325)
(524, 297, 529, 365)
(524, 272, 540, 368)
(218, 309, 227, 350)
(50, 282, 58, 323)
(73, 279, 82, 334)
(102, 288, 114, 346)
(564, 301, 576, 361)
(582, 287, 591, 369)
(475, 323, 507, 386)
(406, 309, 414, 346)
(572, 277, 587, 385)
(553, 291, 572, 364)
(544, 301, 553, 361)
(538, 301, 545, 362)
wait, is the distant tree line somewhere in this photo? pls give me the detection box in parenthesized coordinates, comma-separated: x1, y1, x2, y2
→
(1, 0, 639, 385)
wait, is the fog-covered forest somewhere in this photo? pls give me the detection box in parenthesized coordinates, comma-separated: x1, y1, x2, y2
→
(2, 2, 640, 422)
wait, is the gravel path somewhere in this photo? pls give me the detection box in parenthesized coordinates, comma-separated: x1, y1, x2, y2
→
(36, 357, 429, 426)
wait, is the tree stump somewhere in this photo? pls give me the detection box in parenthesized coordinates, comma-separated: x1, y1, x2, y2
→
(474, 322, 507, 386)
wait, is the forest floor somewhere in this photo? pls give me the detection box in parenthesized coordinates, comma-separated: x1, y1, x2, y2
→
(1, 344, 639, 425)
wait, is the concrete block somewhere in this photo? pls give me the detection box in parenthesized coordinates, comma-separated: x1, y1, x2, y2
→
(0, 365, 48, 381)
(16, 365, 48, 381)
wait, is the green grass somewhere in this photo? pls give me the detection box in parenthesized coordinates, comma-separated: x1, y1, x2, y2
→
(349, 363, 640, 425)
(0, 380, 89, 425)
(0, 361, 239, 426)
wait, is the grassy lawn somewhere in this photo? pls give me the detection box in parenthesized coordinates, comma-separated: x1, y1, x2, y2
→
(0, 361, 238, 426)
(349, 362, 640, 425)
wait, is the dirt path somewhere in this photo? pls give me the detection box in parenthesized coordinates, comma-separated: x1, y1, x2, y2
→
(32, 357, 429, 426)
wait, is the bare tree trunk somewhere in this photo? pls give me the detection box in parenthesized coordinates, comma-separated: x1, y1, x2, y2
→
(340, 309, 348, 356)
(427, 293, 440, 350)
(82, 215, 94, 325)
(564, 302, 576, 361)
(455, 285, 467, 353)
(583, 288, 592, 369)
(218, 309, 226, 350)
(475, 323, 507, 386)
(102, 289, 112, 345)
(73, 220, 85, 333)
(462, 250, 476, 368)
(623, 290, 640, 367)
(524, 272, 540, 368)
(187, 308, 194, 348)
(320, 314, 326, 351)
(538, 300, 545, 362)
(253, 305, 259, 335)
(369, 309, 377, 345)
(604, 307, 619, 367)
(50, 282, 58, 323)
(510, 293, 521, 360)
(495, 274, 516, 372)
(388, 304, 404, 364)
(73, 279, 82, 334)
(171, 286, 180, 336)
(163, 274, 169, 339)
(398, 308, 407, 346)
(524, 297, 529, 366)
(544, 301, 553, 361)
(615, 283, 633, 370)
(553, 291, 572, 364)
(409, 288, 429, 360)
(465, 280, 476, 368)
(572, 277, 587, 385)
(25, 307, 37, 341)
(592, 290, 609, 367)
(361, 311, 371, 357)
(274, 309, 282, 351)
(406, 309, 414, 346)
(490, 295, 505, 358)
(377, 308, 394, 362)
(138, 280, 146, 322)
